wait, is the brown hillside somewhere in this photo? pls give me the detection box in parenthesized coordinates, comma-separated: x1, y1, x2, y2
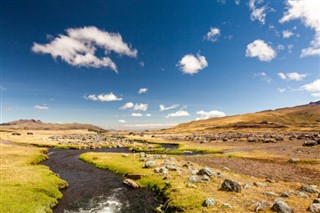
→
(164, 103, 320, 133)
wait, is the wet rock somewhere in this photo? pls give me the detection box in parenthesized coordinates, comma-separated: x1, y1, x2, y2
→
(123, 178, 139, 189)
(301, 185, 320, 194)
(197, 167, 215, 177)
(188, 175, 202, 183)
(202, 198, 215, 207)
(144, 161, 156, 168)
(271, 200, 293, 213)
(220, 179, 241, 192)
(303, 140, 318, 147)
(309, 204, 320, 213)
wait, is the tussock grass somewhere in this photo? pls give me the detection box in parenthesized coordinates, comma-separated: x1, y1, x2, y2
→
(0, 143, 68, 213)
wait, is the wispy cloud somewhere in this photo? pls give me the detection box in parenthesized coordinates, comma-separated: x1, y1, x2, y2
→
(32, 26, 137, 72)
(277, 72, 307, 81)
(178, 54, 208, 75)
(33, 105, 48, 110)
(131, 113, 143, 117)
(204, 27, 221, 42)
(84, 92, 122, 102)
(282, 30, 294, 38)
(118, 120, 126, 123)
(196, 110, 225, 120)
(254, 72, 272, 83)
(138, 88, 148, 94)
(249, 0, 269, 25)
(280, 0, 320, 57)
(159, 104, 179, 111)
(165, 110, 190, 118)
(246, 39, 276, 62)
(277, 88, 286, 93)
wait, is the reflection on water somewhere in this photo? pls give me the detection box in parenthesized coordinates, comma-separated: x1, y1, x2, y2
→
(64, 188, 128, 213)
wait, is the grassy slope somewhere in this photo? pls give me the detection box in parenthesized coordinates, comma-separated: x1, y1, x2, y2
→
(0, 143, 68, 213)
(165, 104, 320, 133)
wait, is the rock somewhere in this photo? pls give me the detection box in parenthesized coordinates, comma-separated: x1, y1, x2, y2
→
(309, 204, 320, 213)
(144, 161, 156, 168)
(154, 167, 169, 175)
(319, 193, 320, 198)
(197, 167, 215, 177)
(122, 153, 129, 157)
(301, 185, 320, 194)
(244, 183, 252, 189)
(202, 175, 210, 181)
(248, 137, 257, 142)
(223, 203, 232, 209)
(123, 178, 139, 189)
(188, 175, 202, 183)
(303, 140, 318, 147)
(288, 158, 299, 163)
(296, 191, 309, 198)
(202, 198, 215, 207)
(271, 200, 293, 213)
(166, 164, 177, 171)
(186, 183, 197, 188)
(220, 179, 241, 192)
(263, 191, 279, 197)
(314, 198, 320, 204)
(281, 192, 290, 198)
(254, 182, 267, 187)
(223, 166, 230, 171)
(254, 201, 270, 212)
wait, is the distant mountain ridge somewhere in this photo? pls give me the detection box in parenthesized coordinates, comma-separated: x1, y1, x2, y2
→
(164, 101, 320, 133)
(0, 119, 106, 131)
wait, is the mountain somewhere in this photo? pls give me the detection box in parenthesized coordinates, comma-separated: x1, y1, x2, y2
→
(163, 102, 320, 133)
(0, 119, 106, 131)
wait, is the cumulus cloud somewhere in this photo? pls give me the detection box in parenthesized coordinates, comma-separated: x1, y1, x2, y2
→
(32, 26, 137, 72)
(146, 114, 151, 117)
(131, 113, 143, 117)
(246, 39, 276, 62)
(204, 27, 221, 42)
(120, 102, 134, 110)
(33, 105, 48, 110)
(118, 120, 126, 123)
(249, 0, 268, 24)
(300, 79, 320, 95)
(254, 72, 272, 83)
(196, 110, 225, 120)
(282, 30, 294, 38)
(277, 72, 307, 81)
(277, 88, 287, 93)
(84, 92, 122, 102)
(165, 110, 190, 118)
(138, 88, 148, 94)
(178, 54, 208, 75)
(159, 104, 179, 111)
(280, 0, 320, 57)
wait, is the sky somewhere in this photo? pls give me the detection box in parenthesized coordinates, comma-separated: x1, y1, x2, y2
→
(1, 0, 320, 130)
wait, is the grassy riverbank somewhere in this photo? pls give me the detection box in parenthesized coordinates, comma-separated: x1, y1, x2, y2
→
(0, 143, 68, 213)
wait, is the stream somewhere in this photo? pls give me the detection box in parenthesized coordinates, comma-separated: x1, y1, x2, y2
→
(43, 148, 159, 213)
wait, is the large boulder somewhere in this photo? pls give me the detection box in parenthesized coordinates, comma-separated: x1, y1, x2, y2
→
(309, 204, 320, 213)
(220, 179, 241, 193)
(197, 167, 215, 177)
(303, 140, 318, 147)
(301, 185, 320, 194)
(271, 200, 293, 213)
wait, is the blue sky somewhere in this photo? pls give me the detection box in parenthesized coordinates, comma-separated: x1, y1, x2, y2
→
(1, 0, 320, 129)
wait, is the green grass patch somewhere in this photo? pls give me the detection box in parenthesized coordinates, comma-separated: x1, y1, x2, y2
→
(0, 144, 68, 213)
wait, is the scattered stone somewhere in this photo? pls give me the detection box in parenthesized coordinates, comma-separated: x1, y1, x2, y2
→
(201, 175, 210, 181)
(296, 191, 309, 198)
(303, 140, 318, 147)
(314, 198, 320, 204)
(301, 185, 320, 194)
(263, 191, 279, 197)
(186, 183, 197, 188)
(248, 136, 257, 142)
(271, 200, 293, 213)
(166, 164, 177, 171)
(254, 201, 271, 212)
(223, 166, 230, 171)
(288, 158, 299, 163)
(144, 161, 156, 168)
(154, 167, 169, 175)
(222, 203, 232, 209)
(197, 167, 215, 177)
(123, 178, 139, 189)
(266, 177, 275, 183)
(122, 153, 129, 157)
(309, 204, 320, 213)
(281, 192, 290, 198)
(202, 198, 215, 207)
(244, 183, 252, 189)
(254, 182, 267, 187)
(220, 179, 241, 193)
(188, 175, 202, 183)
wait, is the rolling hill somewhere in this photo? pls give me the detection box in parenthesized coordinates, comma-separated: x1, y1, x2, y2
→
(0, 119, 106, 131)
(164, 101, 320, 133)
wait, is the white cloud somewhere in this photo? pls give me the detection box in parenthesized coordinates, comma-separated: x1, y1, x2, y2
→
(204, 27, 221, 42)
(178, 54, 208, 74)
(282, 30, 294, 38)
(249, 0, 268, 24)
(196, 110, 225, 120)
(139, 61, 145, 67)
(280, 0, 320, 57)
(165, 110, 190, 118)
(85, 92, 122, 102)
(33, 105, 48, 110)
(118, 120, 126, 123)
(159, 104, 179, 111)
(32, 26, 137, 72)
(146, 113, 151, 117)
(120, 102, 134, 110)
(131, 113, 143, 117)
(133, 103, 148, 111)
(287, 44, 294, 53)
(254, 72, 272, 83)
(138, 88, 148, 94)
(246, 39, 276, 62)
(277, 72, 307, 81)
(235, 0, 240, 5)
(277, 88, 287, 93)
(301, 79, 320, 94)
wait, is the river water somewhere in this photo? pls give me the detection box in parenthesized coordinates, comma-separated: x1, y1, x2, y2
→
(43, 148, 159, 213)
